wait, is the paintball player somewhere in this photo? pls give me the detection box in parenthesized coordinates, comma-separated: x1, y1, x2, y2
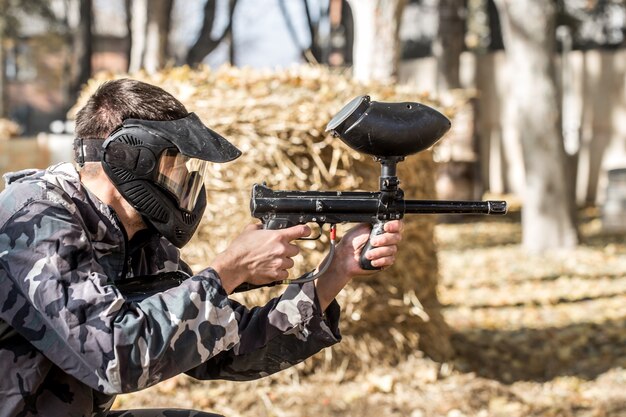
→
(0, 79, 403, 417)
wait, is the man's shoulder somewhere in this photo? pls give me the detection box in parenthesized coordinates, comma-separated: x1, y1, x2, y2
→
(0, 163, 81, 228)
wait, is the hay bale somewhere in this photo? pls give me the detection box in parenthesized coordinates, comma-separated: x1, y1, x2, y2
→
(0, 140, 51, 191)
(0, 118, 22, 140)
(73, 65, 455, 369)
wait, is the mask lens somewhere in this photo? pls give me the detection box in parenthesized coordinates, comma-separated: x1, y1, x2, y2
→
(156, 149, 209, 211)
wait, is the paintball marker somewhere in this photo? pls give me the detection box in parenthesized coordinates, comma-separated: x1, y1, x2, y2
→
(116, 95, 507, 298)
(234, 95, 506, 292)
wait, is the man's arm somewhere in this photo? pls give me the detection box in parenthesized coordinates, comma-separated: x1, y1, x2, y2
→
(0, 201, 349, 392)
(0, 201, 242, 394)
(184, 221, 403, 380)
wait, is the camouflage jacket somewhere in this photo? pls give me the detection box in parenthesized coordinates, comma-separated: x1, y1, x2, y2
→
(0, 163, 341, 417)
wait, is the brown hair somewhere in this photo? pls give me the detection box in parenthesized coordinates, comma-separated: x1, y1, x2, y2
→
(75, 78, 188, 139)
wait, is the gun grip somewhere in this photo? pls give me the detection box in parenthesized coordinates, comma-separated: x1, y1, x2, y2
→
(359, 222, 386, 270)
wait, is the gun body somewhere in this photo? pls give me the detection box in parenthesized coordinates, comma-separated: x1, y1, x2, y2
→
(251, 183, 506, 229)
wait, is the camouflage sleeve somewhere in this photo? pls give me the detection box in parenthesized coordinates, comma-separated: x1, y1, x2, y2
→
(0, 201, 242, 395)
(185, 278, 342, 381)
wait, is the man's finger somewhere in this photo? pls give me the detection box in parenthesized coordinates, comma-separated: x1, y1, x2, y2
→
(279, 224, 312, 240)
(371, 255, 396, 269)
(372, 232, 402, 247)
(384, 220, 404, 233)
(365, 245, 398, 260)
(284, 242, 300, 257)
(281, 257, 295, 270)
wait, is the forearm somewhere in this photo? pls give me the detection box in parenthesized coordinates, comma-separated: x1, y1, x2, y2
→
(186, 280, 341, 381)
(314, 262, 351, 312)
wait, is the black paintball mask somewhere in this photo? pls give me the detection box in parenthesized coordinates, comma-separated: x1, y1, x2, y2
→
(75, 113, 241, 248)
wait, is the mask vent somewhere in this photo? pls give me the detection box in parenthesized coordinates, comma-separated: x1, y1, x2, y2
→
(126, 184, 168, 223)
(181, 212, 197, 225)
(110, 166, 136, 182)
(175, 228, 186, 240)
(117, 134, 143, 146)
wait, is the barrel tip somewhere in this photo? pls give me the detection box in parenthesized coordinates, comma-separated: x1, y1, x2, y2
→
(488, 201, 508, 215)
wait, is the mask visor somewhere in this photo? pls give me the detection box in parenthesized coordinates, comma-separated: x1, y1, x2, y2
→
(156, 149, 209, 211)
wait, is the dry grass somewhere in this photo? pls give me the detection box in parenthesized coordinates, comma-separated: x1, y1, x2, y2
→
(114, 216, 626, 417)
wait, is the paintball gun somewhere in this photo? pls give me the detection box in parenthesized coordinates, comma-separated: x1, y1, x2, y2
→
(235, 95, 506, 291)
(117, 95, 507, 299)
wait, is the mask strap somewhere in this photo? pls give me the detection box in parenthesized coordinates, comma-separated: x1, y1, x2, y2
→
(74, 138, 105, 167)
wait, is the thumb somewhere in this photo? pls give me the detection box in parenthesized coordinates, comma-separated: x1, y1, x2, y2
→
(343, 223, 372, 249)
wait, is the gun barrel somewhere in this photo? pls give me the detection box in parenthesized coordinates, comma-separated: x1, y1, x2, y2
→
(251, 184, 507, 224)
(405, 200, 507, 215)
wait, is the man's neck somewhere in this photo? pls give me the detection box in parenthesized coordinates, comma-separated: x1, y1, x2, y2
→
(80, 166, 147, 240)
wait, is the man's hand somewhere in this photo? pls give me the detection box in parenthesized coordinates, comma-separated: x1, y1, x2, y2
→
(315, 220, 404, 311)
(211, 223, 311, 294)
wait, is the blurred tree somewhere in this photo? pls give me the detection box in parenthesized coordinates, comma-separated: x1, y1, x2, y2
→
(67, 0, 93, 106)
(494, 0, 579, 252)
(0, 0, 56, 118)
(184, 0, 331, 67)
(435, 0, 466, 91)
(185, 0, 240, 67)
(128, 0, 173, 73)
(487, 0, 504, 50)
(331, 0, 354, 66)
(0, 5, 6, 119)
(434, 0, 482, 204)
(278, 0, 319, 64)
(347, 0, 407, 82)
(302, 0, 328, 63)
(186, 0, 220, 66)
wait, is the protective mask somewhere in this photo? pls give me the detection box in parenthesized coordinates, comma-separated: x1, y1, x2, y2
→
(75, 113, 241, 248)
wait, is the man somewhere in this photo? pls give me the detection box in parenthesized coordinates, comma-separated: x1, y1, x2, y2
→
(0, 79, 403, 417)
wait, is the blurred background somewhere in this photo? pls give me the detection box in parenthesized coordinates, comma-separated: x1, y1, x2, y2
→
(1, 1, 626, 416)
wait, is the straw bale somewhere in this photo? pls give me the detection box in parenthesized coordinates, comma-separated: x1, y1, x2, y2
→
(73, 65, 455, 370)
(0, 118, 22, 140)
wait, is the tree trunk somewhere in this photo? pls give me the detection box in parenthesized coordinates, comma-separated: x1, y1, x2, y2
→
(128, 0, 148, 73)
(128, 0, 172, 73)
(303, 0, 324, 63)
(487, 0, 504, 50)
(0, 15, 6, 118)
(125, 0, 133, 71)
(434, 0, 478, 202)
(186, 0, 218, 66)
(435, 0, 466, 92)
(68, 0, 92, 106)
(494, 0, 578, 251)
(143, 0, 173, 73)
(227, 0, 236, 65)
(347, 0, 406, 82)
